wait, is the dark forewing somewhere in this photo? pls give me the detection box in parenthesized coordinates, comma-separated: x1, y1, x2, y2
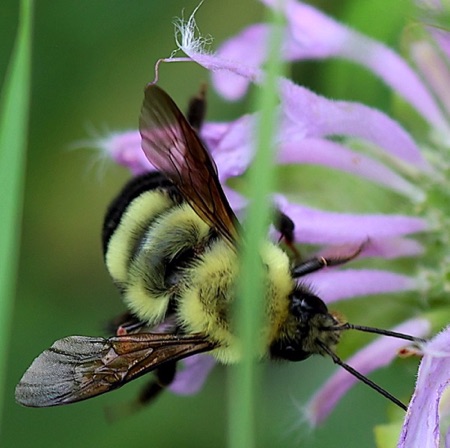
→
(15, 333, 215, 407)
(139, 84, 239, 245)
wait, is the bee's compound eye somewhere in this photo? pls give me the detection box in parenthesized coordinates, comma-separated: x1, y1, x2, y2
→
(291, 291, 328, 317)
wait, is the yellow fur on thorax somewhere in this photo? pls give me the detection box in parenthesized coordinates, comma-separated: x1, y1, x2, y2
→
(177, 241, 294, 364)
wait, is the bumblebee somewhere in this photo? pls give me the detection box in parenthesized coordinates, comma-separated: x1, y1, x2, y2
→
(15, 84, 424, 410)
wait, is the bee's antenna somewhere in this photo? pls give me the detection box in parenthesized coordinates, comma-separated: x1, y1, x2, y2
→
(316, 340, 408, 411)
(325, 322, 427, 344)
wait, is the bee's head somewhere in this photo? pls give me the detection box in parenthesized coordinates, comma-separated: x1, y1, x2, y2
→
(290, 290, 329, 321)
(270, 287, 343, 362)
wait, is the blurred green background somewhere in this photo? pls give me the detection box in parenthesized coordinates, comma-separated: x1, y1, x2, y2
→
(1, 1, 422, 447)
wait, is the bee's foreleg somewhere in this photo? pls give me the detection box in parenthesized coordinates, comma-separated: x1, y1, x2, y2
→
(291, 244, 365, 279)
(274, 210, 300, 261)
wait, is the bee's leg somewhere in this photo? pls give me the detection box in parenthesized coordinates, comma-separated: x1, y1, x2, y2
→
(137, 361, 177, 407)
(292, 244, 364, 279)
(187, 84, 207, 131)
(107, 311, 146, 336)
(274, 210, 301, 261)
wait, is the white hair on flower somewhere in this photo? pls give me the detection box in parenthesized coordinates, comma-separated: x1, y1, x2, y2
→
(66, 124, 120, 182)
(173, 2, 213, 57)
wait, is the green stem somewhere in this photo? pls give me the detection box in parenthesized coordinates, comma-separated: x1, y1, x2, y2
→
(228, 5, 285, 448)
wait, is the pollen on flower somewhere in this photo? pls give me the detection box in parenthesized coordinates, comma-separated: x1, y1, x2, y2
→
(173, 2, 213, 57)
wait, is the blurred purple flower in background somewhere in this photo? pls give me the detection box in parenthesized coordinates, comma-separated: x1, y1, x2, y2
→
(95, 0, 450, 445)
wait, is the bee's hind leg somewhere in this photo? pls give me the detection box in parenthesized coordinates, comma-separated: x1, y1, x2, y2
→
(137, 361, 177, 406)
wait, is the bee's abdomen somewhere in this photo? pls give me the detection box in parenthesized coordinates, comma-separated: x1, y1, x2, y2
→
(102, 172, 178, 255)
(104, 172, 216, 325)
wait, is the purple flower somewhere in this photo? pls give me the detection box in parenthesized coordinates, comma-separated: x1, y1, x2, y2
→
(94, 0, 450, 441)
(168, 354, 216, 395)
(399, 326, 450, 448)
(211, 0, 448, 131)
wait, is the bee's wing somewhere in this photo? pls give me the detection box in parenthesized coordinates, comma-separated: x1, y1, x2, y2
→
(140, 84, 240, 245)
(15, 333, 215, 407)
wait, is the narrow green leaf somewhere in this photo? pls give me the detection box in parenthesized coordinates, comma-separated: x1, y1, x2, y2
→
(0, 0, 33, 431)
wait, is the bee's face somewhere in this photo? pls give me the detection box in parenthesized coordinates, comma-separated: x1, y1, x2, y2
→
(290, 291, 329, 321)
(270, 290, 342, 362)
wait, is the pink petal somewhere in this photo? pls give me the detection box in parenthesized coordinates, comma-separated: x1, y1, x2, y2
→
(279, 78, 430, 171)
(169, 354, 216, 395)
(361, 237, 424, 260)
(306, 318, 430, 426)
(177, 47, 264, 86)
(208, 114, 255, 181)
(311, 237, 424, 261)
(277, 200, 428, 245)
(201, 121, 232, 149)
(98, 131, 154, 175)
(398, 326, 450, 447)
(223, 186, 247, 215)
(306, 269, 418, 303)
(277, 137, 424, 199)
(211, 24, 271, 100)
